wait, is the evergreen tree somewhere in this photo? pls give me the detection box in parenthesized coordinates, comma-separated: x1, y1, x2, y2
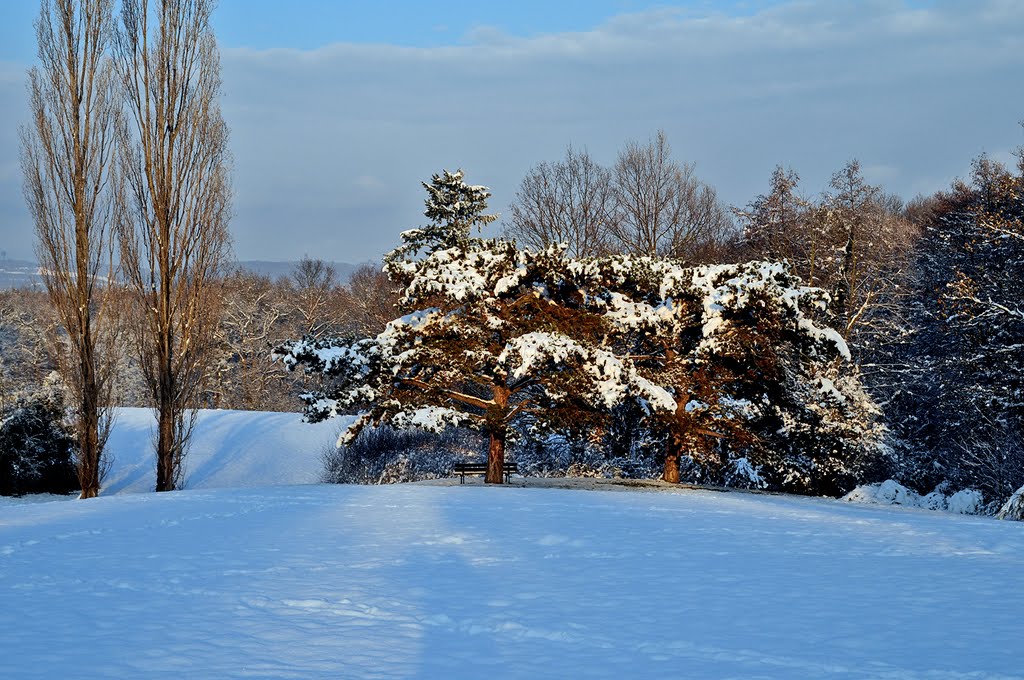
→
(276, 171, 672, 484)
(572, 257, 886, 494)
(0, 378, 79, 497)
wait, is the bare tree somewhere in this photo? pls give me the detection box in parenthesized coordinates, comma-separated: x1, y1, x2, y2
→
(734, 165, 808, 264)
(817, 160, 919, 341)
(21, 0, 120, 498)
(610, 130, 733, 261)
(0, 289, 62, 407)
(214, 269, 293, 411)
(339, 263, 397, 338)
(959, 415, 1024, 503)
(287, 256, 340, 340)
(114, 0, 231, 491)
(505, 146, 615, 257)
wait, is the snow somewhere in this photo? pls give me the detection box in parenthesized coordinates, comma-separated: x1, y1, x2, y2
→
(844, 481, 987, 516)
(3, 412, 1024, 677)
(390, 406, 469, 433)
(497, 331, 675, 412)
(3, 482, 1024, 678)
(798, 318, 853, 361)
(101, 408, 350, 493)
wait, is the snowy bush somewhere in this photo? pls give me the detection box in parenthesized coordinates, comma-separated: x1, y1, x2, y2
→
(843, 480, 988, 516)
(723, 457, 768, 490)
(946, 489, 984, 515)
(996, 485, 1024, 521)
(0, 387, 79, 496)
(322, 426, 485, 485)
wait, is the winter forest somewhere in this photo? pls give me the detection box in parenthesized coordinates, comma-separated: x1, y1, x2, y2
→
(3, 0, 1024, 523)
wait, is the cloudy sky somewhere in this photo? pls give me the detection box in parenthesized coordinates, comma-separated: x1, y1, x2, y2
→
(1, 0, 1023, 263)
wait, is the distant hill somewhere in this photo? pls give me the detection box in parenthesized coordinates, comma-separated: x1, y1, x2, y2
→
(0, 259, 44, 290)
(235, 260, 366, 283)
(0, 259, 369, 290)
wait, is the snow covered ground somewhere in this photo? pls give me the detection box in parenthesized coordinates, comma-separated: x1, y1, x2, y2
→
(1, 409, 1023, 678)
(101, 407, 349, 494)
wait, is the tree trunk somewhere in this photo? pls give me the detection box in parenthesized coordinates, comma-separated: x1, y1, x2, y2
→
(77, 371, 101, 498)
(663, 446, 681, 484)
(663, 371, 683, 484)
(486, 429, 507, 484)
(485, 384, 511, 484)
(76, 280, 102, 498)
(155, 398, 176, 492)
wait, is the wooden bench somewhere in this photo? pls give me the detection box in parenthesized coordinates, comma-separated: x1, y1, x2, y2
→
(452, 462, 518, 484)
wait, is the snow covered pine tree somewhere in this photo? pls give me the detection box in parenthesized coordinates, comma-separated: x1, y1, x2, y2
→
(275, 170, 673, 483)
(571, 257, 886, 494)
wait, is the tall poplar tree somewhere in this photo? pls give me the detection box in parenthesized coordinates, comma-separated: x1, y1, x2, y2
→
(114, 0, 231, 491)
(21, 0, 120, 498)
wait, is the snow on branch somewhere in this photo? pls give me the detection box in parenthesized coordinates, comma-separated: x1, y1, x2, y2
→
(499, 331, 676, 413)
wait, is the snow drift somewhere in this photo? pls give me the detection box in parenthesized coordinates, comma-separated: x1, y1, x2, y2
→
(101, 408, 351, 494)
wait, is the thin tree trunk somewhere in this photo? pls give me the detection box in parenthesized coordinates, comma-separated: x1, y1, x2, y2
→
(78, 341, 101, 497)
(155, 397, 176, 492)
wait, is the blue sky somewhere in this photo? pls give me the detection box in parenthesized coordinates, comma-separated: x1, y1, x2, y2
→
(208, 1, 790, 48)
(1, 1, 1022, 263)
(1, 1, 786, 58)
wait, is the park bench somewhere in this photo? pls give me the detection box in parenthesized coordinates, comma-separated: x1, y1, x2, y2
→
(452, 462, 518, 484)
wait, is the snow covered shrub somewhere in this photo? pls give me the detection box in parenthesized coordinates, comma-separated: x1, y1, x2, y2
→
(510, 410, 664, 480)
(723, 457, 768, 490)
(844, 480, 988, 515)
(997, 485, 1024, 521)
(844, 480, 922, 507)
(322, 426, 485, 484)
(0, 387, 78, 496)
(946, 489, 984, 515)
(510, 433, 574, 477)
(956, 422, 1024, 506)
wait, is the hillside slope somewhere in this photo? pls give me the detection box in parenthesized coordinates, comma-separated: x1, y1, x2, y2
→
(102, 408, 350, 494)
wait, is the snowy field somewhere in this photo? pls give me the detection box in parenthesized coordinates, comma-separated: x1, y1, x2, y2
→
(1, 409, 1023, 678)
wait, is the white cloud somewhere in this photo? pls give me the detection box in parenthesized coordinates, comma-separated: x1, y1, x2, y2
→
(2, 1, 1024, 262)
